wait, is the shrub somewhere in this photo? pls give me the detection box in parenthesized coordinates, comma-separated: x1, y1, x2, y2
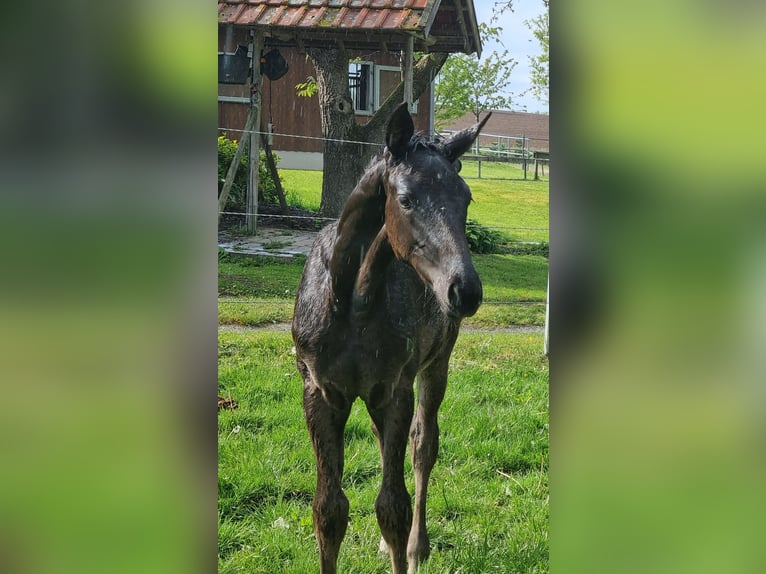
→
(465, 219, 505, 254)
(506, 241, 549, 258)
(218, 135, 282, 211)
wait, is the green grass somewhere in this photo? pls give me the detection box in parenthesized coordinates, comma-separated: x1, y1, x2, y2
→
(218, 330, 549, 573)
(461, 158, 548, 180)
(280, 170, 323, 212)
(280, 163, 549, 244)
(218, 252, 547, 328)
(220, 162, 548, 327)
(468, 181, 549, 245)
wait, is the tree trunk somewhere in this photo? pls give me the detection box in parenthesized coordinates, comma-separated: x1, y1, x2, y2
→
(307, 47, 371, 217)
(308, 48, 449, 218)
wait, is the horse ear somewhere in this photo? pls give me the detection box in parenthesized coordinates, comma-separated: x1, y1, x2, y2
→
(441, 112, 492, 162)
(386, 102, 414, 159)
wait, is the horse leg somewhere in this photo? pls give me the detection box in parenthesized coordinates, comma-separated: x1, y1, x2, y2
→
(367, 383, 414, 574)
(303, 380, 352, 574)
(407, 359, 449, 573)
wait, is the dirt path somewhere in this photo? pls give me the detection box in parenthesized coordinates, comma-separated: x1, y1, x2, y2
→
(219, 226, 319, 258)
(218, 323, 543, 334)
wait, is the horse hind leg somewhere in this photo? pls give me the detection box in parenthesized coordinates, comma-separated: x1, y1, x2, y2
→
(407, 360, 449, 573)
(303, 380, 352, 574)
(367, 384, 415, 574)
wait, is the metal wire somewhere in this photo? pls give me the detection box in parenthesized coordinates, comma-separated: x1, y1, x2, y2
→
(219, 211, 548, 232)
(218, 299, 544, 306)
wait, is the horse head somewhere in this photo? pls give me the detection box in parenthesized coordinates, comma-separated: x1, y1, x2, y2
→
(381, 103, 490, 319)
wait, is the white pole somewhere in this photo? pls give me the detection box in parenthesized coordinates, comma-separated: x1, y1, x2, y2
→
(544, 274, 550, 356)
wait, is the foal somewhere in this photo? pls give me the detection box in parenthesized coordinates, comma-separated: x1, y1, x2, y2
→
(293, 103, 490, 574)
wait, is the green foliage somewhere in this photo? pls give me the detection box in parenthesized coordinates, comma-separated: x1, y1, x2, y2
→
(295, 75, 318, 98)
(466, 219, 505, 254)
(434, 23, 517, 127)
(217, 135, 282, 210)
(525, 8, 549, 105)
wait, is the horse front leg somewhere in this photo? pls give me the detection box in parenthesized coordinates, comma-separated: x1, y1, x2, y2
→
(367, 382, 415, 574)
(407, 359, 449, 573)
(303, 379, 352, 574)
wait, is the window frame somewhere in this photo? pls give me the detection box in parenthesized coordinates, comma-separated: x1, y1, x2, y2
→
(374, 65, 418, 114)
(348, 60, 374, 116)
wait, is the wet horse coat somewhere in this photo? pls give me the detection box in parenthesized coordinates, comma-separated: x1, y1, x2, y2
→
(292, 103, 490, 574)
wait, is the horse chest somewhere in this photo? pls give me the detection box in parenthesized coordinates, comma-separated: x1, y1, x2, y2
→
(309, 325, 415, 409)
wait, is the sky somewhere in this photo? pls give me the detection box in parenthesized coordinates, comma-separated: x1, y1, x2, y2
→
(472, 0, 548, 114)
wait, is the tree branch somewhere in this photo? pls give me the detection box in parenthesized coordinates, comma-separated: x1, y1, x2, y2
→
(363, 52, 449, 136)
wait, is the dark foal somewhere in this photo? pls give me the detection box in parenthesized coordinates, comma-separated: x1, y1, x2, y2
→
(292, 103, 490, 574)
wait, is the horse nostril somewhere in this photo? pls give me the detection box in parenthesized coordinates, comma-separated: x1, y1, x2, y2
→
(448, 280, 462, 310)
(447, 275, 482, 317)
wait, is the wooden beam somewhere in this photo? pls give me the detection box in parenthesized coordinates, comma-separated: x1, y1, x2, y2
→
(453, 6, 470, 54)
(260, 115, 289, 215)
(246, 30, 264, 234)
(218, 109, 257, 221)
(403, 34, 414, 110)
(224, 24, 234, 53)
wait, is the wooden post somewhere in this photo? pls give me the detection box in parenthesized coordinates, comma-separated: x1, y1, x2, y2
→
(224, 24, 234, 53)
(403, 35, 414, 110)
(522, 135, 528, 180)
(218, 109, 256, 221)
(246, 31, 264, 234)
(261, 115, 289, 215)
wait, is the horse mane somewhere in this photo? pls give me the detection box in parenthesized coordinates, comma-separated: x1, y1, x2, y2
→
(382, 131, 445, 166)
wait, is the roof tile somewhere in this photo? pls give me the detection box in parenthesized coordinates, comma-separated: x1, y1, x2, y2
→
(218, 0, 480, 55)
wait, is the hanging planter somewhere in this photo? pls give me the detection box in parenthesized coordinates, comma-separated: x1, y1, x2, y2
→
(260, 49, 289, 81)
(218, 45, 250, 84)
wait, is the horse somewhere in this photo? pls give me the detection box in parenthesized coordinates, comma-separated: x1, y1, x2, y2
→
(292, 102, 490, 574)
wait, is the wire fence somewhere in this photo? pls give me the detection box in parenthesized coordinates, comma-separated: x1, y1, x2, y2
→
(219, 125, 550, 180)
(218, 299, 543, 306)
(219, 212, 548, 245)
(218, 126, 549, 243)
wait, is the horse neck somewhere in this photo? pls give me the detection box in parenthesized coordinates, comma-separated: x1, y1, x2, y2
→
(350, 225, 393, 323)
(329, 162, 387, 311)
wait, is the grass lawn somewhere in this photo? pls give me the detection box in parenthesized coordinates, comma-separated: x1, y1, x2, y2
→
(221, 161, 548, 328)
(218, 252, 547, 328)
(218, 330, 549, 573)
(279, 163, 549, 244)
(279, 170, 323, 212)
(218, 160, 549, 572)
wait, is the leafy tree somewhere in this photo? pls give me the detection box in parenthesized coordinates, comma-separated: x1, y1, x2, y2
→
(305, 48, 448, 217)
(494, 0, 549, 106)
(525, 5, 549, 105)
(433, 23, 517, 128)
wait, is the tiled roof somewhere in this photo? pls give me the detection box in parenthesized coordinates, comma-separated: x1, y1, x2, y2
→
(218, 0, 481, 55)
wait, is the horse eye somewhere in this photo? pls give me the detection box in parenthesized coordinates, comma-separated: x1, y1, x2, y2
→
(397, 194, 413, 209)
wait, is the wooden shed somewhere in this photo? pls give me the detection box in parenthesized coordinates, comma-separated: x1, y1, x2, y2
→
(218, 0, 483, 169)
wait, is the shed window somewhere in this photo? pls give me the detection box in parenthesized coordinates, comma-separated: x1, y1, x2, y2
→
(348, 62, 373, 114)
(348, 61, 418, 115)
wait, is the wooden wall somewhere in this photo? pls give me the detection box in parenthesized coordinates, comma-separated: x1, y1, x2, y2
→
(218, 29, 432, 154)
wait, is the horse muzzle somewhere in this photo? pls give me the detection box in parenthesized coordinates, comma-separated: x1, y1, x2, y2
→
(446, 274, 483, 318)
